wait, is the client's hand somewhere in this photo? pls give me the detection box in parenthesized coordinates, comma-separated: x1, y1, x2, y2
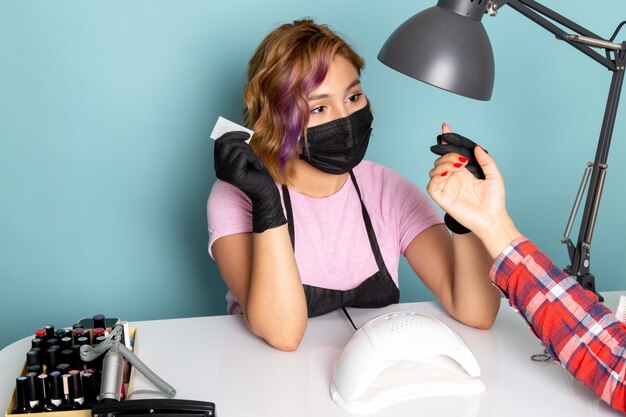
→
(429, 124, 485, 234)
(427, 135, 507, 240)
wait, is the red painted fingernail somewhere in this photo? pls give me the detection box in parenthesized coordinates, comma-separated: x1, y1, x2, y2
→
(458, 156, 468, 163)
(453, 163, 463, 168)
(441, 171, 448, 177)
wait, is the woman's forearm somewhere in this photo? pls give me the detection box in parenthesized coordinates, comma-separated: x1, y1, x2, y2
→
(246, 225, 308, 351)
(450, 232, 501, 329)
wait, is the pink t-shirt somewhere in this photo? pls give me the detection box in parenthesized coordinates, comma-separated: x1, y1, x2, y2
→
(207, 160, 443, 314)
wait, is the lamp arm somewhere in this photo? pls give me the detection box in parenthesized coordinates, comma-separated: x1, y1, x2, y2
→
(563, 66, 625, 301)
(491, 0, 618, 70)
(491, 0, 626, 300)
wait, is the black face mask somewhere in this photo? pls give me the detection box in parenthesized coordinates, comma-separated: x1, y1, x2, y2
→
(299, 105, 373, 175)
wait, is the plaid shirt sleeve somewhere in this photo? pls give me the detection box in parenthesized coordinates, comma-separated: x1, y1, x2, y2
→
(490, 237, 626, 414)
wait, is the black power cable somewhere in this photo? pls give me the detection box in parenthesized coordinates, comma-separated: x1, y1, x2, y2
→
(341, 307, 358, 331)
(609, 20, 626, 42)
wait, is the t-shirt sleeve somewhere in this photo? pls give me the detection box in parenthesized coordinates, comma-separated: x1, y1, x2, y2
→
(206, 179, 253, 259)
(381, 168, 443, 254)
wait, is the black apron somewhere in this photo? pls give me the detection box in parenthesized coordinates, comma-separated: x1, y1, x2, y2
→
(281, 170, 400, 317)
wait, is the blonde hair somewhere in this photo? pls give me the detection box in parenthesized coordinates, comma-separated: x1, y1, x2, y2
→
(243, 19, 364, 183)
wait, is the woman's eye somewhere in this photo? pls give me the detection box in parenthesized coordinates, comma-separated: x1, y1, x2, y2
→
(347, 93, 362, 103)
(311, 106, 326, 114)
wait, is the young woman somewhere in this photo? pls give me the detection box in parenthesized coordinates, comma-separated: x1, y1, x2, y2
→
(207, 19, 500, 351)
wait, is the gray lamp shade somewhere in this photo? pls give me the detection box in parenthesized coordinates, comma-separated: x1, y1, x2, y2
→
(378, 2, 495, 101)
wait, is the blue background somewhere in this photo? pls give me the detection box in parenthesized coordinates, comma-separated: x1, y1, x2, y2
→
(1, 0, 625, 349)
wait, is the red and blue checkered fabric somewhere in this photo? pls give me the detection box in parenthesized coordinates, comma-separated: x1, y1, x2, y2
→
(490, 237, 626, 414)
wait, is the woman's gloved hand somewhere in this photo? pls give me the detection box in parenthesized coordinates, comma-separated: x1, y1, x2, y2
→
(214, 131, 286, 233)
(430, 131, 486, 235)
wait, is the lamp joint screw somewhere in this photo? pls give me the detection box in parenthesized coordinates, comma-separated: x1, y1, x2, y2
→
(486, 1, 498, 16)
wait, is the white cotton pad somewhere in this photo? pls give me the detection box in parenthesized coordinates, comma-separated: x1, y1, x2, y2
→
(210, 116, 253, 143)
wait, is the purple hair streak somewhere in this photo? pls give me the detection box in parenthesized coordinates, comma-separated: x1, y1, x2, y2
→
(277, 61, 329, 169)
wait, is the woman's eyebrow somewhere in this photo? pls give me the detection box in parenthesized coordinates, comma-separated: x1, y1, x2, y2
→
(307, 92, 329, 101)
(307, 79, 362, 101)
(345, 79, 361, 91)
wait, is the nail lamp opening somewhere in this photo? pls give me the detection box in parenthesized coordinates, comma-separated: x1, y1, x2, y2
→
(331, 312, 485, 413)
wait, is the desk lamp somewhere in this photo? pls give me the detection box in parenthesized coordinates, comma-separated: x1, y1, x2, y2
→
(379, 0, 626, 301)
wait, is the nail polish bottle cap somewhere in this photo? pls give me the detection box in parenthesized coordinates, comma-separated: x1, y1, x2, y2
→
(27, 350, 40, 366)
(47, 346, 60, 370)
(69, 371, 83, 399)
(55, 329, 70, 339)
(48, 372, 63, 400)
(31, 338, 43, 349)
(36, 374, 49, 402)
(82, 372, 96, 404)
(55, 363, 71, 374)
(27, 364, 42, 375)
(72, 328, 85, 340)
(43, 325, 55, 340)
(26, 373, 39, 401)
(60, 337, 73, 349)
(93, 314, 106, 329)
(15, 376, 28, 410)
(45, 338, 59, 348)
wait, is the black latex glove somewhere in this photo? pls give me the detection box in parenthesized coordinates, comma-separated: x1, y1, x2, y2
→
(214, 131, 286, 233)
(430, 132, 485, 180)
(430, 132, 486, 234)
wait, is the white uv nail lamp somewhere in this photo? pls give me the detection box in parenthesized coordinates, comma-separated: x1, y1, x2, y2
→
(331, 311, 486, 414)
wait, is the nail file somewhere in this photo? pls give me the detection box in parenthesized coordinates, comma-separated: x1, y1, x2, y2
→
(210, 116, 253, 143)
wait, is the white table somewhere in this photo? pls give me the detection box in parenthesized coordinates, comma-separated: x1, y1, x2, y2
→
(2, 293, 625, 417)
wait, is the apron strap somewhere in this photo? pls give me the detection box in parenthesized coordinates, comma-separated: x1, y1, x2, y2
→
(281, 183, 295, 249)
(348, 170, 388, 275)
